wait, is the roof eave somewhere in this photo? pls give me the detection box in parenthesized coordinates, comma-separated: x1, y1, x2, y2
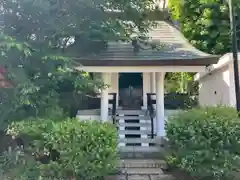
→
(74, 56, 220, 66)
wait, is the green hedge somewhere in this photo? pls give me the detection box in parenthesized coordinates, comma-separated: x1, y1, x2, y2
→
(166, 106, 240, 180)
(164, 93, 198, 110)
(3, 118, 118, 180)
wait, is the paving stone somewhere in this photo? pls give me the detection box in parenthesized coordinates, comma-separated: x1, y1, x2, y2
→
(119, 159, 167, 169)
(117, 175, 128, 180)
(117, 158, 171, 180)
(155, 174, 175, 180)
(125, 168, 163, 175)
(112, 173, 175, 180)
(127, 175, 148, 180)
(149, 175, 161, 180)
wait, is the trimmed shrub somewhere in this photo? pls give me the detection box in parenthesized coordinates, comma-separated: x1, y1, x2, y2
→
(166, 106, 240, 180)
(164, 93, 198, 110)
(3, 118, 118, 180)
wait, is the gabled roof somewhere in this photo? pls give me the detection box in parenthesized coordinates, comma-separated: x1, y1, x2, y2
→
(74, 21, 219, 66)
(195, 53, 238, 81)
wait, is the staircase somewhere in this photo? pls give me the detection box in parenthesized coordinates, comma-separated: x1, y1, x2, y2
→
(115, 109, 163, 158)
(110, 159, 173, 180)
(108, 109, 172, 179)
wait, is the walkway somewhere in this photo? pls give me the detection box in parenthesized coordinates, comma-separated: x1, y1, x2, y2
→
(110, 159, 174, 180)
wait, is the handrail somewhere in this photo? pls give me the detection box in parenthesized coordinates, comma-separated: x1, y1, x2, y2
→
(109, 93, 117, 124)
(147, 93, 155, 139)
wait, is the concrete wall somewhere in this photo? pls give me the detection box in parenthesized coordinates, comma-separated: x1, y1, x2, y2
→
(198, 65, 231, 106)
(109, 73, 119, 107)
(109, 73, 118, 94)
(195, 53, 240, 107)
(229, 63, 239, 107)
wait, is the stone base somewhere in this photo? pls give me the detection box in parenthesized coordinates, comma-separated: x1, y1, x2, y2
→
(105, 174, 174, 180)
(154, 136, 168, 146)
(119, 159, 167, 169)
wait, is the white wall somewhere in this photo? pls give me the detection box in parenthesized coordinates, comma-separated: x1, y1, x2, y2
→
(154, 0, 168, 9)
(109, 73, 118, 93)
(228, 63, 240, 107)
(109, 73, 119, 107)
(198, 65, 231, 106)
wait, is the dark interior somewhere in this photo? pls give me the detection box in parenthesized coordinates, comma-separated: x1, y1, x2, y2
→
(119, 73, 143, 89)
(119, 73, 143, 108)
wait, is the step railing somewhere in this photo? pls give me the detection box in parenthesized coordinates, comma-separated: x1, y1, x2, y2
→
(109, 93, 117, 125)
(147, 93, 155, 139)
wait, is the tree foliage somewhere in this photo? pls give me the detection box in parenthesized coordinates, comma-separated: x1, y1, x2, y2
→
(0, 0, 159, 125)
(169, 0, 240, 55)
(167, 0, 240, 94)
(165, 72, 197, 93)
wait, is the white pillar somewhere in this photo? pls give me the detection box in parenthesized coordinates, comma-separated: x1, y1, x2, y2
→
(142, 72, 151, 109)
(151, 72, 157, 134)
(101, 73, 109, 121)
(151, 72, 156, 93)
(156, 72, 165, 136)
(115, 73, 119, 108)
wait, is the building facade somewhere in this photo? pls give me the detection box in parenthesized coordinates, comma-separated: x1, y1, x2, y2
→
(75, 21, 218, 150)
(195, 53, 239, 107)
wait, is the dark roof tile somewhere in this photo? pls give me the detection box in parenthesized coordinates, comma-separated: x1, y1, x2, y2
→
(74, 21, 219, 66)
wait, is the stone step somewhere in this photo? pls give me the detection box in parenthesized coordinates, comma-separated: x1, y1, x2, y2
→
(118, 138, 157, 144)
(119, 159, 167, 169)
(117, 110, 146, 115)
(108, 174, 174, 180)
(119, 146, 161, 153)
(124, 120, 141, 124)
(119, 152, 165, 159)
(118, 122, 151, 127)
(122, 168, 163, 175)
(116, 116, 150, 120)
(119, 130, 150, 135)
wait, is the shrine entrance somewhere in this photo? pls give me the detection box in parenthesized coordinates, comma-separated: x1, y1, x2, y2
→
(119, 73, 143, 109)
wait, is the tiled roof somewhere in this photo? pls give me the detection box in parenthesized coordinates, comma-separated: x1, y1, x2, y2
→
(74, 21, 218, 66)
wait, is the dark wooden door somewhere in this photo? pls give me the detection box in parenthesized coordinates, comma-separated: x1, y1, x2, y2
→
(119, 86, 142, 109)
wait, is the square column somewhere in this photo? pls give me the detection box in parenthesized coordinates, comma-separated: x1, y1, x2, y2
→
(142, 72, 151, 109)
(151, 72, 157, 134)
(101, 73, 110, 121)
(151, 72, 156, 93)
(155, 72, 165, 136)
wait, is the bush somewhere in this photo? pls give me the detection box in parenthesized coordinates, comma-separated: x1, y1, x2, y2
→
(164, 93, 198, 110)
(3, 118, 118, 180)
(166, 106, 240, 180)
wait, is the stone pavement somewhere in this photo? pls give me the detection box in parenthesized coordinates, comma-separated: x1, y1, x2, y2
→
(113, 174, 174, 180)
(115, 159, 174, 180)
